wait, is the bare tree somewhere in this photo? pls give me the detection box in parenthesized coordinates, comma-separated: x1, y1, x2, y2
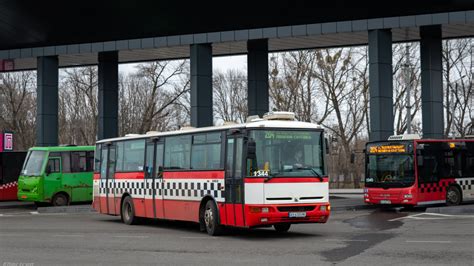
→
(59, 66, 98, 145)
(213, 69, 248, 123)
(392, 42, 422, 135)
(443, 38, 473, 137)
(0, 71, 36, 150)
(119, 60, 190, 135)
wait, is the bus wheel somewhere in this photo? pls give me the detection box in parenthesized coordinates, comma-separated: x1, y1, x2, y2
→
(274, 224, 291, 233)
(446, 186, 462, 206)
(121, 196, 139, 225)
(52, 193, 69, 206)
(203, 200, 223, 236)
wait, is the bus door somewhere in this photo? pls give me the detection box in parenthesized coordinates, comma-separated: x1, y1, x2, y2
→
(144, 139, 165, 218)
(225, 134, 245, 226)
(44, 154, 62, 202)
(100, 144, 116, 214)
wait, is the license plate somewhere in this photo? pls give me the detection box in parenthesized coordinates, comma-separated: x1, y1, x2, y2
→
(288, 212, 306, 218)
(380, 200, 391, 204)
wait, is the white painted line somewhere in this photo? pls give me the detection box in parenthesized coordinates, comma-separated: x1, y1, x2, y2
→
(113, 235, 149, 239)
(180, 236, 211, 239)
(30, 211, 39, 215)
(53, 234, 84, 237)
(406, 240, 452, 244)
(389, 213, 424, 221)
(325, 239, 368, 242)
(389, 212, 474, 221)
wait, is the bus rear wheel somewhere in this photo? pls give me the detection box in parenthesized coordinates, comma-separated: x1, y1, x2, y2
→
(52, 193, 69, 206)
(121, 196, 139, 225)
(203, 200, 223, 236)
(446, 186, 462, 206)
(274, 224, 291, 233)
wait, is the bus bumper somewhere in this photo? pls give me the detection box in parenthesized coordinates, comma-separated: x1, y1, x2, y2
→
(17, 191, 42, 202)
(364, 187, 417, 206)
(245, 203, 330, 228)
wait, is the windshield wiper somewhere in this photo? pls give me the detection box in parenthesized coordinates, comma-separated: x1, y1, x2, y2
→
(264, 172, 281, 183)
(295, 167, 324, 182)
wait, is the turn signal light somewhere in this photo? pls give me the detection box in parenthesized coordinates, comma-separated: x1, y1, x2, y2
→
(249, 207, 261, 213)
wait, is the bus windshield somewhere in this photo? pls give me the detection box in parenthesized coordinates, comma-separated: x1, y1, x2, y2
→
(366, 154, 415, 187)
(248, 130, 325, 177)
(21, 150, 46, 176)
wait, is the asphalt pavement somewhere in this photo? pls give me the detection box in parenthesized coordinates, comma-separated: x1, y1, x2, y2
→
(0, 198, 473, 265)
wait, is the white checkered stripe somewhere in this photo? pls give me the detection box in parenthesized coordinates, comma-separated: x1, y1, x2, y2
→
(96, 179, 225, 202)
(0, 181, 17, 190)
(456, 177, 474, 199)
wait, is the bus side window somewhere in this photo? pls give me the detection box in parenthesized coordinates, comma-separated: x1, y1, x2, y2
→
(47, 158, 61, 173)
(71, 152, 87, 172)
(61, 152, 71, 173)
(86, 151, 94, 172)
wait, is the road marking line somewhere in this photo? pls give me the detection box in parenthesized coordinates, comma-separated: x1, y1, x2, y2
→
(406, 240, 452, 243)
(389, 212, 474, 221)
(389, 213, 424, 221)
(180, 236, 211, 239)
(30, 211, 39, 215)
(325, 239, 368, 242)
(53, 234, 84, 237)
(113, 235, 149, 239)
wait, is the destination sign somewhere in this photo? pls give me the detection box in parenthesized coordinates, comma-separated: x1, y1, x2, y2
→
(368, 144, 406, 153)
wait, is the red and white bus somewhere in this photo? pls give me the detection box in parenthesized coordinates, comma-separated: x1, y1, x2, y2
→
(364, 134, 474, 207)
(93, 112, 330, 235)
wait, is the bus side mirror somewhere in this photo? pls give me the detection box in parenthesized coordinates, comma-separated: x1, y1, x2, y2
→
(247, 140, 256, 160)
(45, 165, 51, 175)
(417, 156, 424, 167)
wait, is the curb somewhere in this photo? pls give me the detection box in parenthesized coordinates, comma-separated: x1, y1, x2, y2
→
(37, 205, 96, 214)
(0, 203, 36, 210)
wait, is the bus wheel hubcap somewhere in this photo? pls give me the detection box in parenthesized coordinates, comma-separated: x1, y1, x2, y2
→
(204, 208, 213, 228)
(448, 190, 457, 203)
(125, 204, 131, 220)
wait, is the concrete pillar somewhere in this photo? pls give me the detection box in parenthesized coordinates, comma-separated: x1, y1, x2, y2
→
(420, 25, 444, 139)
(247, 39, 269, 117)
(368, 29, 394, 141)
(190, 43, 213, 127)
(98, 51, 118, 140)
(36, 56, 58, 146)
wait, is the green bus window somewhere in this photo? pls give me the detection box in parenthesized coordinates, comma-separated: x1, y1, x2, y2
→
(115, 142, 124, 172)
(86, 151, 94, 172)
(94, 144, 101, 173)
(61, 152, 71, 173)
(71, 152, 87, 172)
(47, 158, 61, 173)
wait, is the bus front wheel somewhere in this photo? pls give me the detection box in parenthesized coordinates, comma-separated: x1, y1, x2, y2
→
(203, 200, 223, 236)
(446, 186, 462, 206)
(52, 193, 69, 206)
(121, 196, 139, 225)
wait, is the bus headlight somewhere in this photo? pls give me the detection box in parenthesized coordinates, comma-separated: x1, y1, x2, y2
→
(261, 207, 269, 213)
(403, 194, 413, 199)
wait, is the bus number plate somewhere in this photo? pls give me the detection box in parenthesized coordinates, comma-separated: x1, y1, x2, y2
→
(289, 212, 306, 218)
(380, 200, 391, 204)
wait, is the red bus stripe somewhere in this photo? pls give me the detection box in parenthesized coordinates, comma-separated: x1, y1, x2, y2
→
(114, 172, 145, 179)
(163, 171, 224, 179)
(245, 177, 328, 183)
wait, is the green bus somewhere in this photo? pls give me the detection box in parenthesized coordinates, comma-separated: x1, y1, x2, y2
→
(18, 145, 95, 206)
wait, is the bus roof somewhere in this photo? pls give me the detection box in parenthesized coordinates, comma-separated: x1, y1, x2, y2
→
(28, 146, 95, 152)
(96, 119, 323, 144)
